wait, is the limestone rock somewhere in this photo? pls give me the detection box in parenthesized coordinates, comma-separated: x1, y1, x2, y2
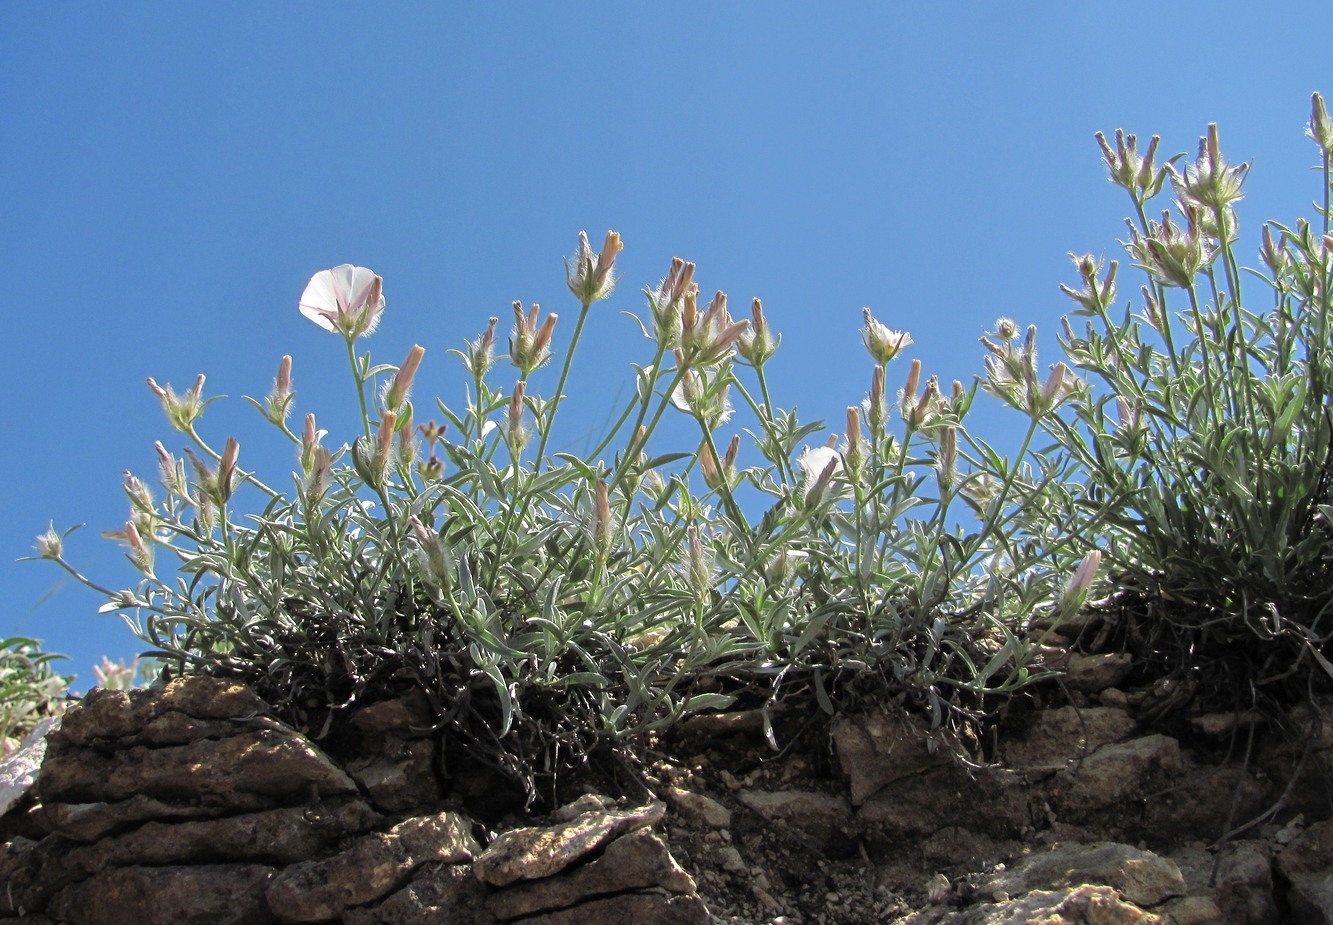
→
(345, 736, 441, 811)
(265, 811, 477, 921)
(485, 828, 695, 920)
(0, 716, 59, 819)
(904, 884, 1160, 924)
(831, 712, 954, 805)
(34, 792, 261, 842)
(1170, 840, 1277, 925)
(1277, 819, 1333, 925)
(46, 863, 276, 925)
(1004, 706, 1134, 770)
(1052, 734, 1183, 816)
(38, 724, 356, 805)
(737, 788, 852, 850)
(342, 863, 494, 925)
(54, 677, 269, 746)
(473, 801, 665, 887)
(979, 842, 1185, 907)
(664, 785, 731, 829)
(507, 892, 710, 925)
(1064, 652, 1133, 692)
(858, 765, 1030, 841)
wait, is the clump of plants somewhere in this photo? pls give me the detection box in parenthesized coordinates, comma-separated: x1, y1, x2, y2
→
(35, 231, 1091, 802)
(1016, 95, 1333, 724)
(0, 638, 69, 759)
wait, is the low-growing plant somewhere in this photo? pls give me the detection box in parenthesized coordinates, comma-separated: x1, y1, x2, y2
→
(36, 226, 1095, 801)
(1012, 96, 1333, 721)
(0, 637, 69, 759)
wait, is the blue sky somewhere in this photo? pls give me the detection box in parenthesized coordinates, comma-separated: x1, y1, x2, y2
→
(4, 4, 1330, 690)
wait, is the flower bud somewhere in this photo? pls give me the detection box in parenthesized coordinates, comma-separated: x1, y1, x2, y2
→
(410, 514, 455, 591)
(147, 374, 209, 433)
(591, 478, 615, 561)
(864, 365, 888, 437)
(509, 302, 558, 374)
(738, 298, 780, 366)
(566, 230, 623, 305)
(263, 356, 295, 425)
(384, 344, 426, 412)
(1310, 92, 1333, 157)
(461, 317, 500, 378)
(504, 382, 530, 455)
(843, 407, 866, 479)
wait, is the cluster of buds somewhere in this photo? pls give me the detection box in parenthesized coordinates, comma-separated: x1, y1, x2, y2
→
(1169, 124, 1248, 219)
(1125, 209, 1215, 289)
(679, 291, 749, 367)
(459, 317, 499, 378)
(898, 359, 950, 434)
(262, 356, 295, 426)
(1094, 129, 1173, 204)
(154, 441, 190, 500)
(738, 298, 780, 367)
(1059, 254, 1118, 316)
(670, 353, 734, 429)
(147, 374, 211, 434)
(565, 230, 623, 306)
(645, 257, 697, 350)
(353, 410, 397, 491)
(981, 323, 1081, 418)
(861, 309, 913, 365)
(509, 302, 558, 374)
(184, 437, 241, 508)
(1309, 92, 1333, 158)
(698, 434, 741, 492)
(298, 265, 385, 341)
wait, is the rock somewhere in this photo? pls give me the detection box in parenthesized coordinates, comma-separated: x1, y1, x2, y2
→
(1157, 895, 1224, 924)
(737, 788, 852, 850)
(859, 765, 1030, 841)
(1063, 652, 1133, 692)
(506, 892, 710, 925)
(1004, 706, 1135, 770)
(664, 785, 731, 829)
(980, 842, 1185, 907)
(37, 724, 357, 806)
(485, 828, 695, 920)
(1189, 711, 1264, 737)
(904, 884, 1160, 924)
(831, 712, 954, 805)
(347, 690, 436, 738)
(1170, 840, 1277, 925)
(1052, 735, 1183, 817)
(0, 716, 59, 819)
(54, 798, 380, 876)
(473, 802, 665, 887)
(54, 677, 269, 746)
(342, 864, 493, 925)
(1277, 819, 1333, 925)
(345, 736, 441, 811)
(34, 793, 258, 841)
(265, 811, 477, 921)
(46, 863, 276, 925)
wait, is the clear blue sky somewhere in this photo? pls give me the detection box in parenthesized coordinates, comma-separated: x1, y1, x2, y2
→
(4, 4, 1330, 690)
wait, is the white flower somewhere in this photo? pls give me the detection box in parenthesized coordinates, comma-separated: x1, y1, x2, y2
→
(299, 265, 385, 340)
(798, 444, 843, 505)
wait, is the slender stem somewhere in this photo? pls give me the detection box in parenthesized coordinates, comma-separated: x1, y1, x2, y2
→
(533, 300, 593, 469)
(347, 337, 371, 440)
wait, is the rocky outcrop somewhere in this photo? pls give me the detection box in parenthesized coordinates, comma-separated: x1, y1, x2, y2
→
(2, 675, 1331, 924)
(0, 678, 707, 925)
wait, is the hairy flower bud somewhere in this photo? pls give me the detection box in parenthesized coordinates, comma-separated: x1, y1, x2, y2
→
(509, 302, 558, 374)
(566, 230, 623, 305)
(147, 374, 210, 433)
(384, 344, 426, 412)
(738, 298, 780, 366)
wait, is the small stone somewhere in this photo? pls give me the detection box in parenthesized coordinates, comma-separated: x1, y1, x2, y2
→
(664, 786, 731, 829)
(1063, 652, 1133, 692)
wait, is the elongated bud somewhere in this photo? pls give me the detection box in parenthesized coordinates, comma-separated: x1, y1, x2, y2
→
(215, 438, 240, 504)
(592, 478, 615, 560)
(384, 344, 426, 411)
(865, 365, 887, 435)
(685, 526, 713, 605)
(843, 407, 866, 477)
(305, 446, 333, 501)
(738, 297, 780, 366)
(1310, 92, 1333, 156)
(566, 230, 623, 304)
(264, 355, 295, 424)
(936, 425, 958, 492)
(505, 381, 530, 454)
(1058, 550, 1102, 617)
